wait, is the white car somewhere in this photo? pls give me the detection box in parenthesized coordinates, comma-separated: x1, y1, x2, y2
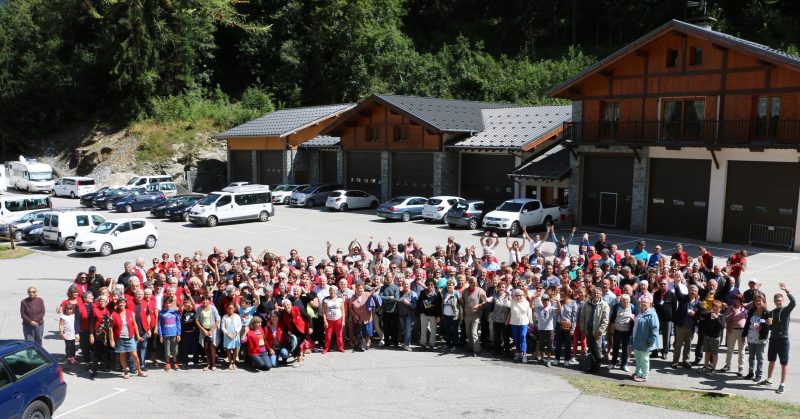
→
(325, 190, 379, 211)
(74, 218, 158, 256)
(272, 184, 307, 204)
(482, 198, 561, 236)
(53, 177, 96, 198)
(422, 196, 463, 223)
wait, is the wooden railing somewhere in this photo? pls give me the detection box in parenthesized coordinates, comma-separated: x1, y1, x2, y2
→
(563, 120, 800, 148)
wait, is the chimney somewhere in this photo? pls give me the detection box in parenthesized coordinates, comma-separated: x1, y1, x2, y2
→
(689, 16, 717, 30)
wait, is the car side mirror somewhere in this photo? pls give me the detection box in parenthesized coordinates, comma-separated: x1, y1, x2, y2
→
(522, 209, 528, 213)
(113, 231, 119, 236)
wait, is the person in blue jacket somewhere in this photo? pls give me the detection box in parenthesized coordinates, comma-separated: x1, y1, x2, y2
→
(631, 294, 659, 382)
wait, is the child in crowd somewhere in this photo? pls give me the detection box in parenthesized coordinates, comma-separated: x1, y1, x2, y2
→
(158, 296, 182, 371)
(59, 304, 77, 364)
(699, 300, 726, 376)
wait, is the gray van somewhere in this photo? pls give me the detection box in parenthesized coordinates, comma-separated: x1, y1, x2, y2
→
(289, 184, 343, 208)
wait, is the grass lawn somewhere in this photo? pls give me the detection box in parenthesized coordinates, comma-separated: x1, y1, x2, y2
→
(565, 375, 800, 419)
(0, 244, 33, 259)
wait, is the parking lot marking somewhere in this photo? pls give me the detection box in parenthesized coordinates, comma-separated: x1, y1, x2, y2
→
(746, 255, 799, 275)
(221, 224, 297, 235)
(53, 387, 127, 418)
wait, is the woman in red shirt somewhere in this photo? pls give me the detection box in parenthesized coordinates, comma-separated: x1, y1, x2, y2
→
(110, 298, 147, 379)
(240, 317, 273, 371)
(89, 295, 112, 377)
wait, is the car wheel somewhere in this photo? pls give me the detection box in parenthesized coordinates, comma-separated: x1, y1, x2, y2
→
(145, 235, 157, 249)
(70, 191, 76, 199)
(106, 201, 113, 210)
(369, 200, 378, 209)
(63, 237, 76, 250)
(183, 212, 189, 222)
(468, 217, 478, 230)
(206, 216, 218, 227)
(305, 199, 314, 208)
(258, 211, 269, 222)
(22, 400, 50, 419)
(12, 229, 23, 242)
(100, 243, 113, 256)
(423, 218, 431, 223)
(124, 205, 132, 213)
(339, 203, 348, 212)
(509, 222, 521, 236)
(442, 214, 450, 225)
(283, 197, 290, 204)
(39, 235, 46, 246)
(401, 211, 411, 222)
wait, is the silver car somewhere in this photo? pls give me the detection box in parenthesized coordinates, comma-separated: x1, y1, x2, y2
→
(290, 184, 343, 208)
(376, 196, 428, 222)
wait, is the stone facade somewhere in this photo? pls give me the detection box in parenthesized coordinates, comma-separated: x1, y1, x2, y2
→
(433, 151, 459, 196)
(380, 151, 391, 202)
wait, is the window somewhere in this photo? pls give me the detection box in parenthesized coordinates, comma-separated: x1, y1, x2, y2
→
(78, 179, 95, 186)
(0, 362, 11, 389)
(3, 347, 49, 380)
(755, 96, 780, 138)
(76, 215, 89, 227)
(393, 126, 409, 142)
(26, 198, 49, 210)
(690, 47, 703, 66)
(666, 49, 679, 68)
(366, 127, 381, 142)
(131, 221, 145, 230)
(4, 200, 25, 212)
(91, 215, 105, 226)
(662, 98, 705, 139)
(254, 193, 270, 204)
(217, 195, 232, 206)
(50, 215, 59, 228)
(600, 102, 620, 138)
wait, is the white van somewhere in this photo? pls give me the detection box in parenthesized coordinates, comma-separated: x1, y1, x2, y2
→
(0, 169, 7, 193)
(41, 209, 106, 250)
(6, 157, 55, 193)
(0, 194, 52, 223)
(145, 181, 177, 197)
(124, 175, 172, 188)
(188, 184, 274, 227)
(53, 177, 97, 198)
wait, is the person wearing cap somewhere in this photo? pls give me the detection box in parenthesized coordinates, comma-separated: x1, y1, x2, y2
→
(743, 278, 766, 305)
(88, 266, 107, 298)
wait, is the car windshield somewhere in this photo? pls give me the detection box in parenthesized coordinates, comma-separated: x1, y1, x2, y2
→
(17, 212, 40, 222)
(427, 198, 442, 205)
(496, 202, 523, 212)
(92, 222, 117, 234)
(274, 185, 293, 192)
(28, 171, 53, 181)
(199, 193, 220, 205)
(386, 198, 406, 205)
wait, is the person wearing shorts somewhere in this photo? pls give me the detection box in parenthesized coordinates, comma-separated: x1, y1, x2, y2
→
(761, 283, 795, 394)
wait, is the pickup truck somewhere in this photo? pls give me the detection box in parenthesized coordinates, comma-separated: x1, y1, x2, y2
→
(482, 198, 561, 236)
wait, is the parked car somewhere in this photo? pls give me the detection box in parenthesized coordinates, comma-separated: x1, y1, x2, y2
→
(290, 184, 343, 208)
(52, 176, 96, 198)
(164, 195, 205, 222)
(271, 184, 307, 204)
(376, 196, 428, 222)
(114, 192, 167, 213)
(0, 210, 47, 241)
(79, 186, 113, 207)
(74, 218, 159, 256)
(188, 184, 274, 227)
(325, 190, 379, 211)
(482, 198, 560, 236)
(22, 222, 45, 245)
(124, 175, 172, 188)
(145, 181, 177, 198)
(42, 209, 106, 250)
(422, 196, 463, 223)
(0, 340, 67, 419)
(445, 200, 485, 229)
(93, 187, 145, 210)
(150, 194, 204, 218)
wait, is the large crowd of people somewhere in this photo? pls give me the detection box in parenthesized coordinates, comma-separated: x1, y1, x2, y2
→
(19, 226, 795, 394)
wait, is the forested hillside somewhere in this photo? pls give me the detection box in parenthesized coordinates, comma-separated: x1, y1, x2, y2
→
(0, 0, 798, 158)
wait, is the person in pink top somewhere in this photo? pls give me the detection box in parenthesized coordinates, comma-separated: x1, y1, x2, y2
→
(722, 294, 747, 375)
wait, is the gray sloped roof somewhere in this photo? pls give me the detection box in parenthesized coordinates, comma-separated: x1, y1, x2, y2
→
(547, 19, 800, 97)
(215, 103, 355, 138)
(448, 105, 571, 150)
(509, 145, 571, 180)
(299, 135, 341, 149)
(374, 94, 515, 133)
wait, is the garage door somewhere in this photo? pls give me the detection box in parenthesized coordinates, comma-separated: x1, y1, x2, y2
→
(647, 158, 710, 240)
(392, 153, 433, 198)
(460, 154, 514, 207)
(258, 151, 283, 186)
(320, 151, 338, 184)
(581, 155, 633, 229)
(230, 151, 254, 183)
(346, 152, 381, 197)
(724, 161, 800, 245)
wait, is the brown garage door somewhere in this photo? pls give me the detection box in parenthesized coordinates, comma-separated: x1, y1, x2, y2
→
(346, 152, 381, 197)
(392, 153, 433, 198)
(647, 158, 711, 240)
(460, 154, 514, 207)
(724, 161, 799, 246)
(230, 151, 254, 183)
(320, 151, 338, 184)
(258, 151, 283, 186)
(581, 155, 633, 229)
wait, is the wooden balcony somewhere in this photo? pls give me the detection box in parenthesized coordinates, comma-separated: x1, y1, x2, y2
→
(563, 120, 800, 149)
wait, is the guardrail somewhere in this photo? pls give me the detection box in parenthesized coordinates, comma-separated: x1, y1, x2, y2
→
(749, 223, 794, 251)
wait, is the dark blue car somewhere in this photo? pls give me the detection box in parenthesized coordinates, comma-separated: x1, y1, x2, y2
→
(114, 191, 167, 213)
(0, 340, 66, 419)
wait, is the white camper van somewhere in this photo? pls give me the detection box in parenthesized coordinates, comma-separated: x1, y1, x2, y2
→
(6, 157, 55, 193)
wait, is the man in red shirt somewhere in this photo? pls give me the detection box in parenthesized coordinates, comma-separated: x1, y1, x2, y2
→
(671, 243, 688, 271)
(727, 249, 747, 288)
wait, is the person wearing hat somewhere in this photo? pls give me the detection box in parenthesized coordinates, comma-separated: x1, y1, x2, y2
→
(743, 278, 766, 305)
(535, 291, 558, 366)
(88, 266, 107, 299)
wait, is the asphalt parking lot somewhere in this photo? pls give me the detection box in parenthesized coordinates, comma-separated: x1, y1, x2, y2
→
(0, 196, 798, 417)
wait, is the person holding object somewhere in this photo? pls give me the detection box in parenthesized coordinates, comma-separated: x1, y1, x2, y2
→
(760, 282, 795, 394)
(20, 287, 45, 346)
(742, 294, 770, 383)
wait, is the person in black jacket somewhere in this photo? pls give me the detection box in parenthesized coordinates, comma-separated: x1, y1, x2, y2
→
(742, 294, 770, 382)
(416, 280, 442, 350)
(761, 283, 795, 394)
(652, 278, 676, 359)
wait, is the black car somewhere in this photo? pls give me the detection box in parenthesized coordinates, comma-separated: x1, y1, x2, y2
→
(165, 195, 205, 222)
(79, 186, 112, 207)
(151, 194, 204, 218)
(445, 199, 485, 230)
(93, 187, 144, 210)
(22, 222, 45, 245)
